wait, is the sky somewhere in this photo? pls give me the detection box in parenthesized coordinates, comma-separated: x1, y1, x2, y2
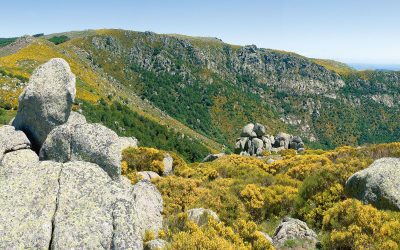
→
(1, 0, 399, 65)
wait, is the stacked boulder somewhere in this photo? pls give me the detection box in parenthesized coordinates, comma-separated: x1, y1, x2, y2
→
(0, 58, 162, 249)
(235, 123, 305, 156)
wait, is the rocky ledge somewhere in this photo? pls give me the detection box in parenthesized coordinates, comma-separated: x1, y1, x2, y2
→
(0, 58, 162, 249)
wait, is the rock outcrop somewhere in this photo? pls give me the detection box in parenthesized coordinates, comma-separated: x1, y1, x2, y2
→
(186, 208, 220, 226)
(272, 217, 318, 248)
(345, 158, 400, 211)
(0, 59, 164, 249)
(0, 125, 31, 160)
(12, 58, 76, 151)
(235, 123, 305, 156)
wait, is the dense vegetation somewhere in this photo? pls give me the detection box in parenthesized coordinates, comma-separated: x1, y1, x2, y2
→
(121, 143, 400, 249)
(0, 37, 17, 47)
(80, 99, 210, 162)
(48, 35, 70, 45)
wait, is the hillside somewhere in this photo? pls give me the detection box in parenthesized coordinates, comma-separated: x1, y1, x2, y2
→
(0, 29, 399, 156)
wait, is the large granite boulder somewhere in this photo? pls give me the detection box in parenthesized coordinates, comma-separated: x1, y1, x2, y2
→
(0, 125, 31, 161)
(41, 122, 123, 180)
(345, 157, 400, 210)
(186, 208, 220, 226)
(119, 136, 139, 150)
(0, 157, 161, 249)
(12, 58, 76, 151)
(272, 217, 318, 248)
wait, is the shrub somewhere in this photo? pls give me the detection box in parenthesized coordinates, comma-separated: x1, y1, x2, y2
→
(322, 199, 400, 250)
(48, 35, 70, 45)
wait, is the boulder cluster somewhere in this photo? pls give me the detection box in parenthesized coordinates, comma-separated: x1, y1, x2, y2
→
(235, 123, 305, 156)
(0, 58, 162, 249)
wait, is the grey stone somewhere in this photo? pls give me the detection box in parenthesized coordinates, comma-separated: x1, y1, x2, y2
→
(187, 208, 220, 226)
(202, 153, 225, 163)
(0, 157, 61, 249)
(0, 125, 31, 161)
(138, 171, 161, 181)
(252, 138, 264, 155)
(240, 123, 255, 137)
(12, 58, 76, 151)
(254, 123, 266, 137)
(162, 153, 173, 176)
(258, 231, 273, 243)
(274, 132, 292, 149)
(273, 217, 318, 248)
(145, 239, 167, 250)
(119, 136, 139, 150)
(132, 180, 163, 236)
(345, 157, 400, 211)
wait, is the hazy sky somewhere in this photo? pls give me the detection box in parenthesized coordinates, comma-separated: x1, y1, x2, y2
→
(1, 0, 399, 64)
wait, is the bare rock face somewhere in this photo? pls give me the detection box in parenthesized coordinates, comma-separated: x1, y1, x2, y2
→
(0, 58, 164, 249)
(132, 180, 164, 236)
(186, 208, 220, 226)
(345, 157, 400, 211)
(41, 122, 123, 180)
(0, 125, 31, 161)
(272, 217, 318, 248)
(12, 58, 76, 151)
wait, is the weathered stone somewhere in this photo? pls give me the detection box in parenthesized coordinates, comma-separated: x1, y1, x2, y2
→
(71, 123, 122, 180)
(187, 208, 220, 226)
(145, 239, 167, 250)
(345, 158, 400, 211)
(12, 58, 76, 151)
(258, 231, 273, 243)
(202, 153, 225, 163)
(119, 136, 139, 150)
(132, 180, 163, 236)
(240, 123, 255, 137)
(274, 132, 292, 149)
(273, 217, 318, 248)
(0, 125, 31, 161)
(254, 123, 266, 137)
(252, 138, 264, 155)
(0, 157, 61, 249)
(138, 171, 161, 181)
(162, 153, 173, 176)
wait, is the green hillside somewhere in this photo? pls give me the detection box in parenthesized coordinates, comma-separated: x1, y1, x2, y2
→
(0, 29, 399, 156)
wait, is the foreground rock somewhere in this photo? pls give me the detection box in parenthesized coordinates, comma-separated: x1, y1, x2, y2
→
(345, 158, 400, 211)
(187, 208, 220, 226)
(12, 58, 76, 151)
(145, 239, 167, 250)
(41, 122, 123, 180)
(132, 180, 164, 236)
(0, 125, 31, 160)
(273, 217, 318, 248)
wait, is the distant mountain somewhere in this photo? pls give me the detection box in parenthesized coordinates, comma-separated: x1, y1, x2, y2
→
(348, 63, 400, 71)
(0, 29, 399, 156)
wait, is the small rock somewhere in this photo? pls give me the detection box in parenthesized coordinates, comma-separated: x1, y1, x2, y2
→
(273, 217, 318, 248)
(145, 239, 167, 250)
(162, 153, 174, 176)
(138, 171, 161, 181)
(187, 208, 219, 226)
(202, 153, 225, 163)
